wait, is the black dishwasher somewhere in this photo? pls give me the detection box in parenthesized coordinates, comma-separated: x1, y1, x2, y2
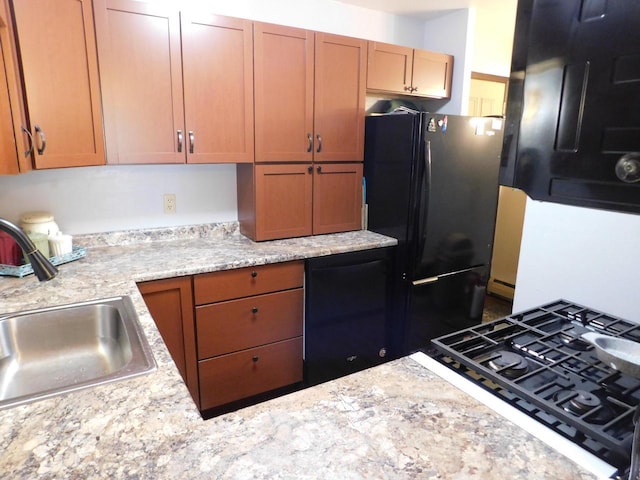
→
(304, 247, 396, 386)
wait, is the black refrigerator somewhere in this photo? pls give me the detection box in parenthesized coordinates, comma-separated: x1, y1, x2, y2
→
(363, 111, 504, 355)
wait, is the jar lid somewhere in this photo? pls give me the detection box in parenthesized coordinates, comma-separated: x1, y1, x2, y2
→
(20, 211, 55, 224)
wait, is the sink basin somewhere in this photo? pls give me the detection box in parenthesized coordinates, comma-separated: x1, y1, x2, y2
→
(0, 296, 156, 410)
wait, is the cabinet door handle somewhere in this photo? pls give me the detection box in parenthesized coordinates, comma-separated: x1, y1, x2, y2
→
(252, 306, 259, 314)
(316, 165, 322, 173)
(34, 125, 46, 155)
(403, 85, 411, 92)
(307, 165, 313, 173)
(21, 127, 34, 157)
(251, 270, 258, 278)
(188, 131, 195, 154)
(177, 130, 183, 153)
(412, 86, 419, 93)
(316, 134, 322, 153)
(252, 356, 259, 362)
(307, 133, 313, 152)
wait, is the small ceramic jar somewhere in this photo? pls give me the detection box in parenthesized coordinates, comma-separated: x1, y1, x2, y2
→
(20, 211, 60, 236)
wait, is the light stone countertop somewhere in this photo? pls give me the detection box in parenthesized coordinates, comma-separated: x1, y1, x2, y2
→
(0, 223, 598, 479)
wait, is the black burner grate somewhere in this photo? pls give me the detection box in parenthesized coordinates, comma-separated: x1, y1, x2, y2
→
(432, 300, 640, 477)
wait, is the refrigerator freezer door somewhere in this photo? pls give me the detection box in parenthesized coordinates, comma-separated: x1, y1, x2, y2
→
(363, 113, 423, 259)
(412, 115, 503, 279)
(405, 265, 488, 353)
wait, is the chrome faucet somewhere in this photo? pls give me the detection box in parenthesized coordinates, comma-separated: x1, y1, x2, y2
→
(0, 217, 58, 281)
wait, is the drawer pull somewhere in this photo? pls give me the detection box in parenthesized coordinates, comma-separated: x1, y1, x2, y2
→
(252, 356, 259, 362)
(252, 306, 259, 314)
(251, 271, 258, 278)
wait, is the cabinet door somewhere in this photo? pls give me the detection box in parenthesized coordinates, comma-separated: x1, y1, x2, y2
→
(137, 277, 199, 408)
(255, 163, 313, 240)
(182, 13, 254, 164)
(12, 0, 105, 169)
(314, 33, 366, 162)
(198, 337, 302, 410)
(366, 41, 413, 94)
(94, 0, 184, 164)
(0, 3, 18, 175)
(254, 23, 314, 162)
(196, 289, 303, 358)
(313, 162, 363, 235)
(411, 50, 453, 99)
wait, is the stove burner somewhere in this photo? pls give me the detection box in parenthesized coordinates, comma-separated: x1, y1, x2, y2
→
(488, 351, 529, 379)
(560, 334, 591, 351)
(556, 389, 616, 424)
(568, 390, 601, 412)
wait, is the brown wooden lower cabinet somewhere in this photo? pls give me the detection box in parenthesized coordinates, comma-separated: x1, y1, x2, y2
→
(140, 261, 304, 415)
(237, 162, 363, 241)
(137, 276, 199, 405)
(198, 337, 303, 410)
(195, 289, 303, 359)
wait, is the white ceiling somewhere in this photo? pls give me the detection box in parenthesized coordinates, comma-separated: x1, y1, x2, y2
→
(335, 0, 516, 20)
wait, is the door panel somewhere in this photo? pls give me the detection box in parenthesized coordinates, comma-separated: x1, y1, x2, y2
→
(0, 28, 18, 175)
(305, 248, 393, 385)
(13, 0, 104, 168)
(406, 266, 488, 353)
(254, 23, 313, 162)
(255, 163, 313, 240)
(415, 115, 502, 279)
(314, 33, 366, 162)
(411, 50, 453, 99)
(182, 13, 254, 164)
(366, 41, 412, 93)
(94, 0, 184, 164)
(468, 74, 508, 116)
(312, 162, 363, 235)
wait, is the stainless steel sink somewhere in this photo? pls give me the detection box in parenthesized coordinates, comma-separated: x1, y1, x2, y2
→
(0, 296, 156, 410)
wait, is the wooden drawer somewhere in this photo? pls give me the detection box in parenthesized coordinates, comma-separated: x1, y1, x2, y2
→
(196, 288, 303, 359)
(198, 337, 302, 409)
(193, 261, 303, 305)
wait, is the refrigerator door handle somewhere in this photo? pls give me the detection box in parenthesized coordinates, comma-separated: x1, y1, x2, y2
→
(412, 265, 486, 287)
(414, 139, 432, 263)
(412, 276, 439, 286)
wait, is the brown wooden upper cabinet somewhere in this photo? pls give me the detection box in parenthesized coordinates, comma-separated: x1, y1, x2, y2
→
(367, 41, 453, 99)
(237, 161, 363, 241)
(94, 0, 254, 164)
(0, 0, 21, 175)
(10, 0, 105, 169)
(253, 23, 366, 163)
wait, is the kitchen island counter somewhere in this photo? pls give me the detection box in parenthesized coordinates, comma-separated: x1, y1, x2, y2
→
(0, 224, 596, 479)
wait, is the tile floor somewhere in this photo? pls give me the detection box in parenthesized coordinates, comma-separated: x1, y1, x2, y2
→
(482, 294, 513, 323)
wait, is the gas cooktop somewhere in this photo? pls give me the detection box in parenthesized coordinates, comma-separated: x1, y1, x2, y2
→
(431, 299, 640, 479)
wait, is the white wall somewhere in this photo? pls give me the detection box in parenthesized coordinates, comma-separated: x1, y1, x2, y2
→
(0, 0, 427, 235)
(514, 200, 640, 323)
(471, 4, 517, 76)
(0, 164, 237, 234)
(422, 9, 475, 115)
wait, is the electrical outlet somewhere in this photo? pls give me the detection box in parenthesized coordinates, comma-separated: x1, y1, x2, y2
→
(163, 194, 176, 214)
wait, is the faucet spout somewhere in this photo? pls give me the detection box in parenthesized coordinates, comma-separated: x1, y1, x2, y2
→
(0, 217, 58, 281)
